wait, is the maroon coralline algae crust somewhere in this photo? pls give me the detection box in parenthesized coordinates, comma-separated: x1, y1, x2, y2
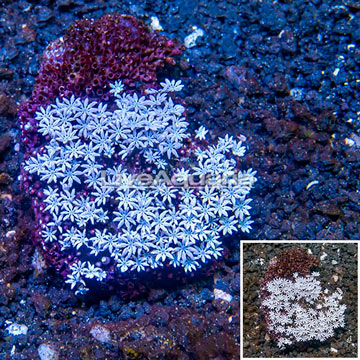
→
(19, 13, 183, 154)
(263, 247, 318, 283)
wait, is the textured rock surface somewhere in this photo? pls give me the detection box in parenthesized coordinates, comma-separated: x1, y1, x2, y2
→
(0, 0, 360, 358)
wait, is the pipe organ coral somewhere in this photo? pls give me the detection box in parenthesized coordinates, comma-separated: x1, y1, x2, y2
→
(19, 14, 256, 294)
(260, 249, 346, 349)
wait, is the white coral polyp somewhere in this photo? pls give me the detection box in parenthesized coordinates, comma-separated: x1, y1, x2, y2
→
(23, 79, 256, 294)
(261, 272, 346, 349)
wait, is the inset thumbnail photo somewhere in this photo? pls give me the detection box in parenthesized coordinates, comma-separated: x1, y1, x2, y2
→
(241, 242, 358, 358)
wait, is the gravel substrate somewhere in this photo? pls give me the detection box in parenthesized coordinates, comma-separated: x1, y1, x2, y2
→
(242, 242, 358, 358)
(0, 0, 360, 358)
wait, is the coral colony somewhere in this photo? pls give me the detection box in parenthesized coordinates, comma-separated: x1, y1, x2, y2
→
(260, 249, 346, 349)
(23, 79, 256, 294)
(19, 14, 256, 294)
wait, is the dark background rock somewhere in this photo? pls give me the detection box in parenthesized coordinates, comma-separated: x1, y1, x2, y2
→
(0, 0, 360, 358)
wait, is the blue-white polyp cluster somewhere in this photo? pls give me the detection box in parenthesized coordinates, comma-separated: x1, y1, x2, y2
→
(261, 272, 346, 349)
(24, 79, 257, 294)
